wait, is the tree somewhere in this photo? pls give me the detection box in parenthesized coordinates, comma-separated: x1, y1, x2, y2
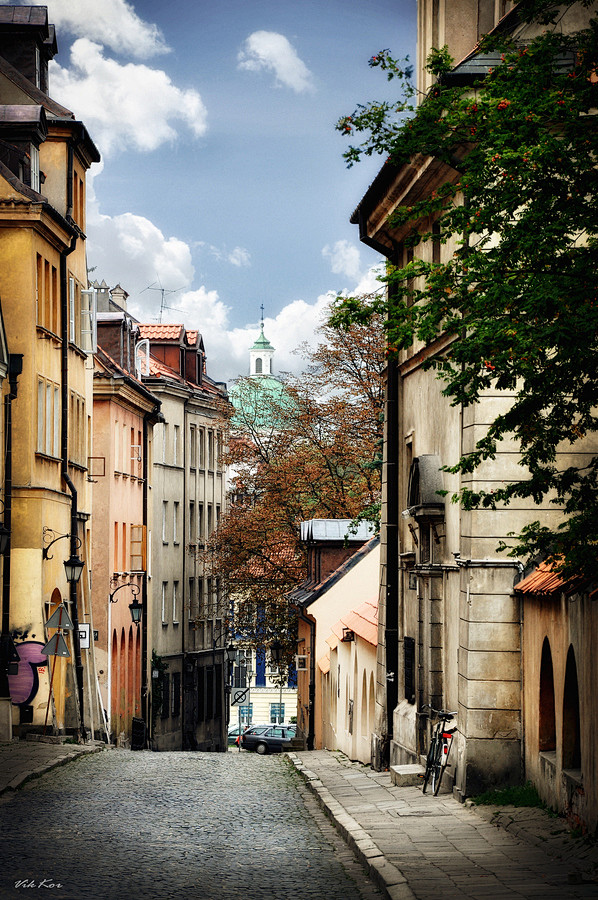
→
(214, 304, 386, 658)
(331, 0, 598, 581)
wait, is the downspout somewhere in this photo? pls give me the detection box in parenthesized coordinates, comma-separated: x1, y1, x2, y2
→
(60, 230, 85, 739)
(298, 607, 316, 750)
(384, 352, 399, 766)
(181, 397, 188, 748)
(0, 355, 23, 706)
(141, 412, 150, 744)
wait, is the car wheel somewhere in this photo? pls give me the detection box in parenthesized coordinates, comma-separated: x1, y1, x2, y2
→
(256, 742, 268, 755)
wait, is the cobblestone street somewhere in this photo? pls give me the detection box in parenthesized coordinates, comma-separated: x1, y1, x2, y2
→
(0, 749, 381, 900)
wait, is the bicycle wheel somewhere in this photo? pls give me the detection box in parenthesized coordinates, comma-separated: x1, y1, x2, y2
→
(431, 742, 444, 795)
(422, 737, 437, 793)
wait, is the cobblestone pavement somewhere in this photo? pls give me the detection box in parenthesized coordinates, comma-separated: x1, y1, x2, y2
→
(290, 750, 598, 900)
(0, 748, 382, 900)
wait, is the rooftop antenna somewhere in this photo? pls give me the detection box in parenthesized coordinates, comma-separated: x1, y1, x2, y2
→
(141, 280, 184, 322)
(260, 304, 264, 326)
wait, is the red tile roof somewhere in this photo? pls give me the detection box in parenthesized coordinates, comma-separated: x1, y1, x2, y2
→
(514, 560, 582, 596)
(327, 599, 378, 648)
(318, 653, 331, 674)
(138, 324, 184, 341)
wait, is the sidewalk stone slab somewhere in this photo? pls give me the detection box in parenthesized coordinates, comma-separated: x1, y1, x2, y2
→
(288, 749, 598, 900)
(390, 764, 425, 787)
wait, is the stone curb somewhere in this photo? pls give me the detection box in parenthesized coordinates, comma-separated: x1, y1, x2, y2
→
(286, 752, 417, 900)
(0, 744, 104, 795)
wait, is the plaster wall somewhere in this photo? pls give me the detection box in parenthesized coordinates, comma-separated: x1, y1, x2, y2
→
(523, 592, 598, 834)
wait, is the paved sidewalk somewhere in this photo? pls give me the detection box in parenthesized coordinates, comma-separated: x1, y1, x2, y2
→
(288, 749, 598, 900)
(0, 735, 105, 794)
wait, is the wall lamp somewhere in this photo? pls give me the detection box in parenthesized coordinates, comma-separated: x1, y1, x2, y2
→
(42, 527, 84, 584)
(109, 581, 142, 626)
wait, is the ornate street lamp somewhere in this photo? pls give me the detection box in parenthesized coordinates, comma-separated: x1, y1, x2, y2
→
(110, 582, 142, 626)
(63, 553, 84, 584)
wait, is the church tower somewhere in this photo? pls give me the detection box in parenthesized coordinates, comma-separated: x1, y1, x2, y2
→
(249, 321, 275, 377)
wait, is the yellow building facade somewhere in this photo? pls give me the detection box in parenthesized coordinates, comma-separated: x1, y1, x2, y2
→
(0, 7, 101, 738)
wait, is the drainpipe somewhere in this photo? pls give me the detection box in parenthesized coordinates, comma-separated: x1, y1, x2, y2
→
(141, 413, 150, 743)
(60, 232, 85, 740)
(298, 607, 315, 750)
(0, 354, 23, 709)
(383, 341, 400, 769)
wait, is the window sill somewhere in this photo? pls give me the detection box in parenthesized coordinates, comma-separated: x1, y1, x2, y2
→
(35, 451, 61, 464)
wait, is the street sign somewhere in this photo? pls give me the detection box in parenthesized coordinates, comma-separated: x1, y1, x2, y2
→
(40, 633, 70, 658)
(231, 688, 249, 707)
(45, 603, 73, 631)
(78, 624, 90, 649)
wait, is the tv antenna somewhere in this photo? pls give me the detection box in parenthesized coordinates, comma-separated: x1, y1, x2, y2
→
(141, 280, 184, 322)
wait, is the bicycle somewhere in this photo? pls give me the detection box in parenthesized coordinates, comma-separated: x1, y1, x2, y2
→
(421, 706, 457, 795)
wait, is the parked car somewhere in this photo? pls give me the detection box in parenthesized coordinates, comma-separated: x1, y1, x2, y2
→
(240, 724, 295, 754)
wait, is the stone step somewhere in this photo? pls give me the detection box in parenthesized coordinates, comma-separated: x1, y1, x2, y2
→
(390, 763, 425, 786)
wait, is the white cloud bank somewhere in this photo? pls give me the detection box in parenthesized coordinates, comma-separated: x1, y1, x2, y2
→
(51, 39, 207, 157)
(1, 0, 167, 58)
(322, 239, 363, 282)
(238, 31, 314, 93)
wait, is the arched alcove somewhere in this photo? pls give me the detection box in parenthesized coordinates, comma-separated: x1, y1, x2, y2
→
(562, 645, 581, 770)
(539, 637, 556, 752)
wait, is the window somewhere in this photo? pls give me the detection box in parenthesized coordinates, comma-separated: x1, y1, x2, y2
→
(161, 673, 170, 718)
(198, 428, 205, 468)
(68, 391, 86, 466)
(172, 581, 179, 623)
(189, 501, 196, 544)
(188, 577, 195, 621)
(208, 431, 214, 469)
(162, 501, 168, 542)
(68, 277, 76, 343)
(161, 582, 168, 624)
(198, 503, 204, 543)
(35, 254, 58, 333)
(36, 377, 60, 458)
(270, 703, 285, 724)
(233, 650, 251, 688)
(30, 143, 40, 192)
(130, 525, 146, 572)
(207, 504, 213, 537)
(171, 672, 181, 717)
(189, 424, 197, 468)
(173, 502, 180, 544)
(404, 637, 415, 704)
(80, 289, 97, 354)
(197, 577, 204, 617)
(239, 704, 253, 726)
(173, 425, 180, 465)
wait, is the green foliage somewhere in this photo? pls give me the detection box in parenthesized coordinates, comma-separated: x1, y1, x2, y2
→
(472, 781, 547, 808)
(334, 2, 598, 581)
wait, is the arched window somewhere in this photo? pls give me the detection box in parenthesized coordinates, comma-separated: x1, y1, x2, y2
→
(539, 637, 556, 752)
(255, 357, 262, 374)
(562, 645, 581, 770)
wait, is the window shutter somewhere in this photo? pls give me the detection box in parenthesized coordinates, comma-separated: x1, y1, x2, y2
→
(130, 525, 146, 572)
(80, 289, 97, 353)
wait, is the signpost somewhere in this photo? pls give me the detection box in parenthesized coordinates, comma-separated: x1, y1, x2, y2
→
(41, 603, 73, 734)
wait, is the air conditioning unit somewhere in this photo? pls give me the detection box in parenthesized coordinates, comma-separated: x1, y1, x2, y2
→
(295, 654, 308, 671)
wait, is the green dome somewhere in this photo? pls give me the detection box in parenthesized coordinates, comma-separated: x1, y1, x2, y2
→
(250, 324, 275, 352)
(228, 374, 293, 431)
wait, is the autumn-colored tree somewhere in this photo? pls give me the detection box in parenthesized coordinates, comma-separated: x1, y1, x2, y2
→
(333, 0, 598, 581)
(214, 304, 385, 660)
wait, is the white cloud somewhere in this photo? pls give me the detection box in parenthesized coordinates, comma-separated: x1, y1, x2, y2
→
(1, 0, 168, 58)
(322, 239, 362, 282)
(238, 31, 314, 94)
(227, 247, 251, 268)
(87, 204, 195, 312)
(51, 39, 207, 157)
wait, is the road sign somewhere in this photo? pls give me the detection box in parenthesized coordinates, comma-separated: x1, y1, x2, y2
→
(41, 633, 70, 658)
(231, 688, 249, 707)
(45, 603, 73, 631)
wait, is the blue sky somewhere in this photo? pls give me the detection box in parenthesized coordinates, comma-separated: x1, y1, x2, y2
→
(4, 0, 416, 381)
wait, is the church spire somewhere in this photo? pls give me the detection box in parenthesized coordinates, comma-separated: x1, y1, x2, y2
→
(249, 309, 275, 376)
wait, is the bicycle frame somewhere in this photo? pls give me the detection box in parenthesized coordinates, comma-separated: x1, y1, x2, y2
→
(421, 706, 457, 795)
